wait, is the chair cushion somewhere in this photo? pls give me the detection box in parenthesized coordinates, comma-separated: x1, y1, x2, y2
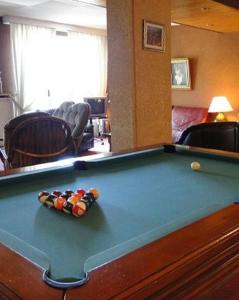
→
(52, 102, 91, 153)
(52, 101, 75, 119)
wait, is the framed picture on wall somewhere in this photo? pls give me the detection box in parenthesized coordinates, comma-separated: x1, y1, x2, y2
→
(143, 20, 165, 51)
(171, 58, 191, 90)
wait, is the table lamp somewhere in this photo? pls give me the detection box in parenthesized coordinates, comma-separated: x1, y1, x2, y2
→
(208, 96, 233, 122)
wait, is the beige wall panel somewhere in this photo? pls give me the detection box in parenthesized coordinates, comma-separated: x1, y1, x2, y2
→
(107, 1, 136, 152)
(133, 0, 171, 146)
(107, 0, 172, 151)
(171, 25, 239, 120)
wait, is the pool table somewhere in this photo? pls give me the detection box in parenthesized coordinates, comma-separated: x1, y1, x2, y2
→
(1, 145, 239, 300)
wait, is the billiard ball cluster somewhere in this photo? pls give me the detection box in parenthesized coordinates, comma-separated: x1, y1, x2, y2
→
(38, 188, 99, 217)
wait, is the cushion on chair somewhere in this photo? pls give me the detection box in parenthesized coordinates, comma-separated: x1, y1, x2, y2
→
(172, 106, 208, 143)
(52, 102, 92, 154)
(64, 103, 91, 139)
(52, 101, 75, 120)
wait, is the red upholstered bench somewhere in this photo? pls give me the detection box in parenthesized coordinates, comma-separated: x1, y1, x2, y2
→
(172, 106, 208, 143)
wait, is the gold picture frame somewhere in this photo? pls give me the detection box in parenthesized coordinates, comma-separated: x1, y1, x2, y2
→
(171, 58, 191, 90)
(143, 20, 165, 52)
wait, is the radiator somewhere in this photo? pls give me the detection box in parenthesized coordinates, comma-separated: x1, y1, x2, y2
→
(0, 97, 14, 145)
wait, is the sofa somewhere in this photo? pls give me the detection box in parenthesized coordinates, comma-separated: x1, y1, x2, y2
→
(172, 106, 208, 143)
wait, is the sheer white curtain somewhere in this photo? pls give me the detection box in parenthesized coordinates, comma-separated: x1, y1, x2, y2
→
(48, 31, 108, 103)
(10, 23, 55, 114)
(10, 23, 107, 114)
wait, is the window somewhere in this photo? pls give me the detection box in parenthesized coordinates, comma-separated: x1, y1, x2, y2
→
(10, 23, 107, 113)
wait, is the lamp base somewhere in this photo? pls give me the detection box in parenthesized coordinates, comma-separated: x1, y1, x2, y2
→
(215, 112, 227, 122)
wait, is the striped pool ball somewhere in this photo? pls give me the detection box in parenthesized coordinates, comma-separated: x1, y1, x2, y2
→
(62, 200, 74, 214)
(54, 197, 66, 211)
(72, 202, 86, 217)
(75, 188, 85, 198)
(80, 196, 94, 210)
(52, 190, 62, 197)
(65, 190, 74, 196)
(61, 192, 71, 200)
(38, 191, 49, 204)
(88, 188, 100, 200)
(45, 194, 57, 208)
(68, 194, 82, 206)
(83, 192, 96, 207)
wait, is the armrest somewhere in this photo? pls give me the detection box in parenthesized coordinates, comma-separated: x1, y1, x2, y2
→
(72, 135, 84, 156)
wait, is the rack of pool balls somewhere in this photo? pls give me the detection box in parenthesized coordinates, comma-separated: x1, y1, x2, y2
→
(38, 188, 99, 217)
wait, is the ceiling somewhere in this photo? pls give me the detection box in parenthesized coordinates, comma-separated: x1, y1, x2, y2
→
(171, 0, 239, 32)
(0, 0, 107, 29)
(0, 0, 239, 32)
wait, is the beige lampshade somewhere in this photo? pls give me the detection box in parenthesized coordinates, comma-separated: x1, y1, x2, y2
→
(208, 96, 233, 113)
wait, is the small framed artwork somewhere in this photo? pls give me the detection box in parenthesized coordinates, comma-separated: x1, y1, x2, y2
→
(171, 58, 191, 90)
(143, 20, 165, 51)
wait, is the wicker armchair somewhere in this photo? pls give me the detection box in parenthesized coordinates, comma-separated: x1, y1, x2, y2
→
(4, 112, 49, 158)
(1, 114, 73, 169)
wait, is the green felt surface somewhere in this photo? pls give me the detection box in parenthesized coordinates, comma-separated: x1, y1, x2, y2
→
(1, 147, 239, 282)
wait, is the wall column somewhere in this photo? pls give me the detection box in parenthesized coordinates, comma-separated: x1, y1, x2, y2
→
(0, 24, 14, 94)
(107, 0, 171, 152)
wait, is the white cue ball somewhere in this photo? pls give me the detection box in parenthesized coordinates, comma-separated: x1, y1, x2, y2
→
(191, 161, 201, 170)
